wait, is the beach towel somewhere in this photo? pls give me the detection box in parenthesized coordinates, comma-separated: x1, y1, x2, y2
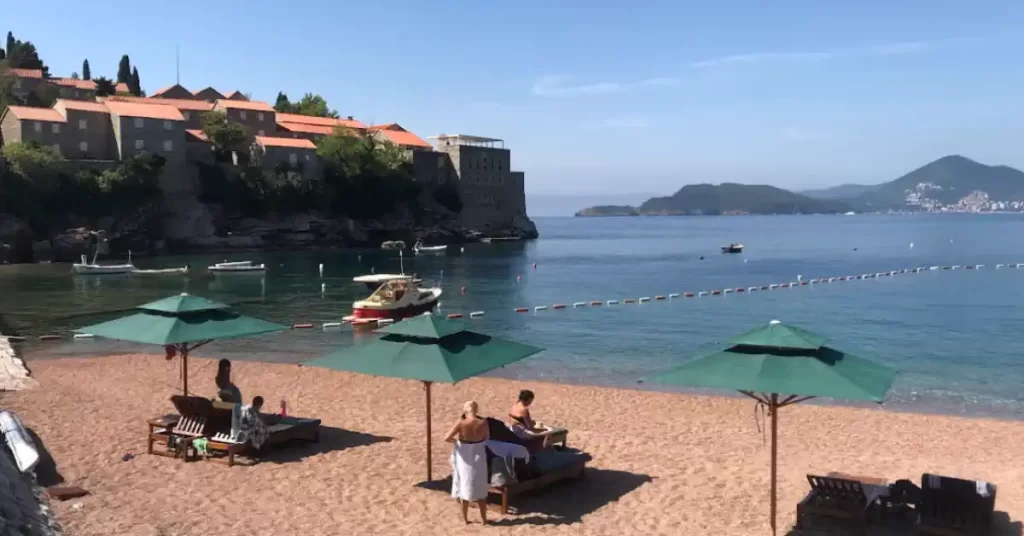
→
(485, 440, 530, 463)
(236, 404, 269, 449)
(450, 441, 488, 501)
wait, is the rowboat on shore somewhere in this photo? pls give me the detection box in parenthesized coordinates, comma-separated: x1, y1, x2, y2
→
(208, 260, 267, 273)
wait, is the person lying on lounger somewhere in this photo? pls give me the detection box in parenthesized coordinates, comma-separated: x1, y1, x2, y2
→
(508, 389, 553, 452)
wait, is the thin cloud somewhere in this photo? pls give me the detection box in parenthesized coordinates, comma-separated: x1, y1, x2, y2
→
(531, 75, 682, 97)
(691, 51, 832, 69)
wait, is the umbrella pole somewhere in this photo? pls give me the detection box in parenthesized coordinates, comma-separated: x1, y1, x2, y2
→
(181, 344, 189, 396)
(770, 393, 778, 536)
(424, 381, 433, 481)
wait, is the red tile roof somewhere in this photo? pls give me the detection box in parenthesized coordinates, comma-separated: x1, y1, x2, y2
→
(277, 122, 337, 136)
(254, 136, 317, 149)
(114, 82, 131, 94)
(372, 127, 432, 148)
(276, 112, 366, 130)
(8, 68, 43, 79)
(106, 95, 214, 112)
(185, 129, 210, 142)
(214, 99, 275, 112)
(104, 100, 186, 121)
(368, 123, 402, 131)
(3, 106, 67, 122)
(52, 78, 97, 90)
(56, 99, 109, 113)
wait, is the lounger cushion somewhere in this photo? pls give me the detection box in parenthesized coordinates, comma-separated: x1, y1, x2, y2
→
(532, 450, 590, 474)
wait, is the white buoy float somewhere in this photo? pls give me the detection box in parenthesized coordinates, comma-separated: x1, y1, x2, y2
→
(73, 333, 94, 339)
(534, 305, 547, 312)
(319, 263, 324, 278)
(573, 302, 586, 308)
(669, 293, 680, 298)
(322, 322, 342, 330)
(607, 300, 619, 305)
(639, 297, 651, 303)
(469, 311, 485, 318)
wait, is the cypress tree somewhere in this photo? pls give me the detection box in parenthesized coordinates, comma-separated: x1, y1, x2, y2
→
(82, 59, 91, 80)
(117, 55, 131, 84)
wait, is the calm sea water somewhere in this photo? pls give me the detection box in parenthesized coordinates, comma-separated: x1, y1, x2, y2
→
(4, 214, 1024, 419)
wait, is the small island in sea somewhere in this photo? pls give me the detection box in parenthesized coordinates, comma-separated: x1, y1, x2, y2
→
(576, 183, 849, 216)
(574, 205, 639, 217)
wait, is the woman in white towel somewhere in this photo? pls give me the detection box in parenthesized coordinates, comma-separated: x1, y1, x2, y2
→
(445, 401, 490, 525)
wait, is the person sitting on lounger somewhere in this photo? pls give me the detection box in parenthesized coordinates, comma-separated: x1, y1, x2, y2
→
(445, 401, 490, 525)
(508, 389, 551, 452)
(236, 396, 269, 449)
(215, 359, 243, 404)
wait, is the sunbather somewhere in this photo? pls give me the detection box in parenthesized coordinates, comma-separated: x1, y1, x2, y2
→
(215, 359, 243, 404)
(445, 401, 489, 525)
(508, 389, 551, 452)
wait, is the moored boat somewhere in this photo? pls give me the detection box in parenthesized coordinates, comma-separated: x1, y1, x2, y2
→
(413, 240, 447, 253)
(208, 260, 267, 273)
(721, 243, 744, 254)
(72, 253, 135, 275)
(348, 275, 441, 320)
(353, 274, 424, 291)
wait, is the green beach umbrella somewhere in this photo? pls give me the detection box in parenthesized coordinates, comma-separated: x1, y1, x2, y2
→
(76, 293, 288, 395)
(305, 314, 543, 480)
(651, 320, 897, 535)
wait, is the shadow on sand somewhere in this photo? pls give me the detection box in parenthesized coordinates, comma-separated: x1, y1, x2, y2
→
(259, 425, 393, 465)
(785, 510, 1021, 535)
(26, 428, 64, 487)
(417, 467, 654, 526)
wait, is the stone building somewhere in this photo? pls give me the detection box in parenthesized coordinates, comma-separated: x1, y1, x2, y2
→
(52, 78, 97, 101)
(0, 105, 66, 155)
(251, 136, 320, 182)
(52, 99, 115, 160)
(212, 99, 276, 137)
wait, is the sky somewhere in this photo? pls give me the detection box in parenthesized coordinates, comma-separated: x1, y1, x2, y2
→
(5, 1, 1024, 198)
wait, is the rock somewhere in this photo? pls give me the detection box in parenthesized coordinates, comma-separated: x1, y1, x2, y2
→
(50, 228, 94, 262)
(32, 240, 52, 262)
(0, 214, 33, 263)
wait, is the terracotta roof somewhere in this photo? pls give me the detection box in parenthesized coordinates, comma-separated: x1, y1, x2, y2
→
(373, 128, 432, 148)
(106, 95, 214, 112)
(56, 99, 109, 113)
(185, 129, 210, 142)
(52, 78, 97, 90)
(276, 122, 336, 136)
(114, 82, 131, 93)
(8, 68, 43, 79)
(368, 123, 402, 131)
(214, 99, 275, 112)
(150, 84, 190, 98)
(254, 136, 317, 149)
(276, 112, 366, 130)
(104, 100, 185, 121)
(3, 106, 67, 122)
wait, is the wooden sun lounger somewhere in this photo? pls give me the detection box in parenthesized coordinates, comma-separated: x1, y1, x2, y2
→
(203, 416, 322, 467)
(488, 450, 588, 514)
(795, 473, 888, 534)
(147, 396, 225, 460)
(918, 473, 997, 536)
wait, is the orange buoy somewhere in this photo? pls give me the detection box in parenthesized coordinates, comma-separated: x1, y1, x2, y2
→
(735, 288, 745, 293)
(655, 295, 666, 300)
(801, 281, 809, 286)
(447, 313, 463, 319)
(623, 299, 636, 304)
(461, 286, 467, 293)
(684, 293, 695, 298)
(292, 323, 314, 329)
(590, 301, 602, 306)
(38, 334, 62, 341)
(515, 307, 528, 313)
(711, 290, 721, 295)
(760, 286, 769, 290)
(553, 304, 567, 310)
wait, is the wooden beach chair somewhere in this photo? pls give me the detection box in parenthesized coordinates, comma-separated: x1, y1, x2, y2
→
(795, 474, 888, 534)
(917, 473, 997, 536)
(488, 449, 589, 514)
(146, 396, 224, 460)
(202, 403, 322, 467)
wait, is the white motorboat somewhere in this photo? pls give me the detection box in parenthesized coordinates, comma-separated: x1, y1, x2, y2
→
(346, 275, 442, 320)
(208, 260, 267, 273)
(353, 273, 424, 291)
(72, 252, 135, 275)
(413, 240, 447, 253)
(134, 266, 190, 275)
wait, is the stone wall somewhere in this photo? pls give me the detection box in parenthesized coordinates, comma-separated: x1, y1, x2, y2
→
(0, 337, 38, 391)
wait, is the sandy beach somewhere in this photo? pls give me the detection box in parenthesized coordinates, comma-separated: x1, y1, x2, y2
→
(2, 353, 1023, 536)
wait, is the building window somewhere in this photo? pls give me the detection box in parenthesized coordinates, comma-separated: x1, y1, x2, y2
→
(182, 112, 191, 121)
(498, 160, 503, 171)
(498, 177, 504, 185)
(52, 144, 61, 155)
(437, 156, 445, 169)
(13, 79, 21, 89)
(257, 112, 264, 121)
(79, 141, 88, 152)
(78, 119, 87, 130)
(51, 123, 60, 134)
(33, 122, 42, 133)
(288, 153, 298, 166)
(163, 140, 174, 152)
(482, 157, 488, 170)
(257, 129, 265, 136)
(134, 117, 144, 128)
(304, 154, 311, 161)
(239, 111, 248, 120)
(135, 139, 145, 150)
(163, 120, 173, 130)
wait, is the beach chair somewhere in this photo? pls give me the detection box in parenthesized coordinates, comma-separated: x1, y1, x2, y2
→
(146, 396, 225, 460)
(488, 449, 589, 514)
(795, 474, 887, 534)
(917, 473, 997, 536)
(201, 403, 322, 467)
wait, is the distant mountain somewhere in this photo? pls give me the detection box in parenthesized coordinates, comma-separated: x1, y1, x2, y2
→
(637, 183, 850, 215)
(576, 183, 851, 217)
(528, 193, 656, 217)
(801, 183, 879, 200)
(851, 155, 1024, 211)
(574, 205, 639, 217)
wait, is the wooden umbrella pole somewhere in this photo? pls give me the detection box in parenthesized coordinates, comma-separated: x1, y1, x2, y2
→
(770, 393, 778, 536)
(181, 344, 189, 396)
(424, 381, 433, 481)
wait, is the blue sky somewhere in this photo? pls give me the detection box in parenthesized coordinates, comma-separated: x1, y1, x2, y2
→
(6, 1, 1024, 196)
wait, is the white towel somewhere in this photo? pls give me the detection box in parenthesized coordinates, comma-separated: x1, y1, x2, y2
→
(485, 440, 530, 464)
(450, 441, 488, 501)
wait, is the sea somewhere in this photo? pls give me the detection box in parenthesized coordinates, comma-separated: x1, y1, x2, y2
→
(3, 214, 1024, 420)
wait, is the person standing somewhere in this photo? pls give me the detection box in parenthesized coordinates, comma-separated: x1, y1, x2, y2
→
(445, 401, 490, 525)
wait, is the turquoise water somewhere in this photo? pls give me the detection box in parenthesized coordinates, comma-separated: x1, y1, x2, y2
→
(4, 214, 1024, 419)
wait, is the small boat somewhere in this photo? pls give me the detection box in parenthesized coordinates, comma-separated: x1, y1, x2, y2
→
(133, 265, 190, 275)
(721, 243, 744, 254)
(208, 260, 267, 273)
(844, 211, 857, 216)
(348, 275, 442, 320)
(72, 252, 135, 275)
(413, 240, 447, 254)
(381, 240, 406, 250)
(353, 274, 423, 291)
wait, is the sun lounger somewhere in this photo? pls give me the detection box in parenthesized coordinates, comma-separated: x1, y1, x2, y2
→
(488, 449, 589, 514)
(918, 473, 996, 536)
(796, 473, 888, 533)
(204, 416, 322, 467)
(146, 396, 228, 459)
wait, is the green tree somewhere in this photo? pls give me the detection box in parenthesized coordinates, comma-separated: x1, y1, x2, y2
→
(82, 59, 91, 80)
(130, 66, 141, 96)
(316, 127, 367, 176)
(1, 142, 65, 192)
(117, 55, 131, 84)
(0, 49, 5, 61)
(5, 33, 14, 60)
(4, 34, 49, 76)
(70, 71, 79, 79)
(273, 91, 293, 112)
(200, 111, 250, 158)
(94, 77, 115, 97)
(97, 152, 165, 202)
(273, 92, 338, 118)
